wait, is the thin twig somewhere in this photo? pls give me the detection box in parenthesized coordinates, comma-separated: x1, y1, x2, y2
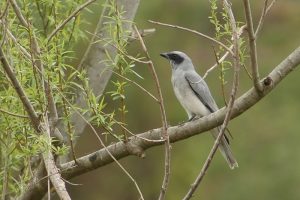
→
(8, 0, 29, 27)
(99, 110, 165, 143)
(4, 27, 31, 59)
(1, 146, 9, 200)
(85, 32, 151, 64)
(149, 20, 234, 56)
(98, 108, 165, 143)
(203, 25, 246, 79)
(212, 46, 228, 106)
(111, 70, 159, 102)
(203, 47, 232, 79)
(0, 0, 9, 19)
(0, 108, 29, 118)
(47, 0, 97, 42)
(61, 177, 83, 186)
(128, 28, 156, 42)
(243, 0, 263, 92)
(183, 1, 240, 198)
(255, 0, 276, 37)
(133, 25, 170, 200)
(58, 93, 145, 200)
(242, 63, 253, 79)
(35, 0, 47, 36)
(10, 0, 46, 100)
(0, 46, 40, 131)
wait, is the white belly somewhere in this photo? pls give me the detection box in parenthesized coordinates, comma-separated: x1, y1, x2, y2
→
(173, 85, 210, 118)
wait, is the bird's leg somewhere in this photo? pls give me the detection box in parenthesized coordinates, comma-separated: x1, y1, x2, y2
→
(188, 114, 197, 122)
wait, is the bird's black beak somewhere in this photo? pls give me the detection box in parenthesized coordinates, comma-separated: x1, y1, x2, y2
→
(160, 53, 169, 60)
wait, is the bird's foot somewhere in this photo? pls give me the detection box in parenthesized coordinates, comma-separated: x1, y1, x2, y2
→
(188, 115, 200, 122)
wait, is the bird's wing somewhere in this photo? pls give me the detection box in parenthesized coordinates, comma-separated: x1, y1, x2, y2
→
(185, 71, 219, 113)
(185, 71, 232, 144)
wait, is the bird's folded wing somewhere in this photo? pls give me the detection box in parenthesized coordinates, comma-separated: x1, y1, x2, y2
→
(185, 72, 232, 143)
(184, 71, 219, 113)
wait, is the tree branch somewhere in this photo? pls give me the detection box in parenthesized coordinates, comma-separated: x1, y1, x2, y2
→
(0, 108, 29, 119)
(148, 20, 234, 56)
(60, 46, 300, 179)
(133, 25, 170, 200)
(255, 0, 276, 37)
(15, 46, 300, 199)
(203, 25, 246, 79)
(0, 46, 40, 131)
(47, 0, 97, 42)
(41, 123, 71, 200)
(243, 0, 263, 92)
(0, 44, 69, 200)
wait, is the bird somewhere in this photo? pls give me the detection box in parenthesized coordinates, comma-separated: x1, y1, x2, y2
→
(160, 51, 238, 169)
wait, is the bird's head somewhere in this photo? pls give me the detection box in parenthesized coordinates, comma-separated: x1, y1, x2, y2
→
(160, 51, 194, 70)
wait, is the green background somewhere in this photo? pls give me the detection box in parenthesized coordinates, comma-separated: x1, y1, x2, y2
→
(70, 0, 300, 199)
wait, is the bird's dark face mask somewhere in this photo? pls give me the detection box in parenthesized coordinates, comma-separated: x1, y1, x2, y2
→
(160, 53, 184, 64)
(160, 52, 184, 70)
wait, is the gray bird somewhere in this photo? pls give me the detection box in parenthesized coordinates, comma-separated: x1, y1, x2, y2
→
(160, 51, 238, 169)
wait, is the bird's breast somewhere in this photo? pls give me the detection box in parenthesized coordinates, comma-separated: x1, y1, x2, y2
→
(172, 75, 210, 117)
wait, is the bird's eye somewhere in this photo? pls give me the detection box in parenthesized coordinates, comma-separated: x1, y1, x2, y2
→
(168, 54, 184, 64)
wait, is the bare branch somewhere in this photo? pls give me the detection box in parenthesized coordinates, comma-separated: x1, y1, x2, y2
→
(47, 0, 97, 42)
(128, 28, 156, 42)
(243, 0, 263, 92)
(0, 108, 29, 119)
(111, 70, 159, 102)
(133, 25, 171, 200)
(255, 0, 276, 37)
(148, 20, 234, 56)
(203, 25, 246, 79)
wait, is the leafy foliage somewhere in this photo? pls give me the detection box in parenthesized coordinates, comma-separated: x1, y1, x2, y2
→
(0, 0, 142, 197)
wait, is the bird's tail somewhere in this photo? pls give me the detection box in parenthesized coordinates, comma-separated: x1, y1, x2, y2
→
(210, 128, 238, 170)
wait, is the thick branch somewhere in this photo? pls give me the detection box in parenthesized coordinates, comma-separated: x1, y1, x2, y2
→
(60, 46, 300, 179)
(42, 124, 71, 200)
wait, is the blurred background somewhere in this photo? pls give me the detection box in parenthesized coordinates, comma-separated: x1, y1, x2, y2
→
(70, 0, 300, 199)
